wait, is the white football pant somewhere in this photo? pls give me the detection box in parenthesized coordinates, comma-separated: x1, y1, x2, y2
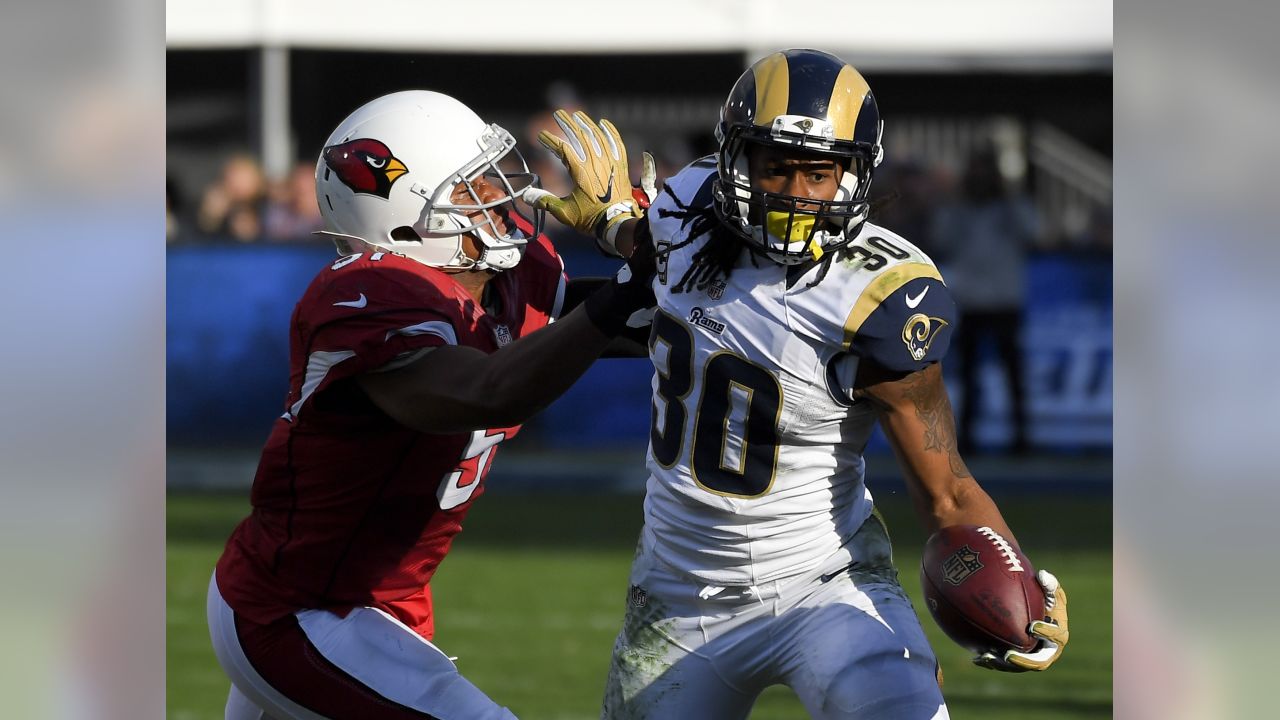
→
(207, 572, 517, 720)
(602, 515, 948, 719)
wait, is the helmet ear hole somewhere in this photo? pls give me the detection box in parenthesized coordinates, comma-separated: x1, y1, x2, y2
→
(390, 226, 421, 243)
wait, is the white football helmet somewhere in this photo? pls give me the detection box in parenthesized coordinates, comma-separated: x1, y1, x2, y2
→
(315, 90, 542, 271)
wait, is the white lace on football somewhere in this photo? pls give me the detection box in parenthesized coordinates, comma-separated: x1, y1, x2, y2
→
(978, 526, 1024, 572)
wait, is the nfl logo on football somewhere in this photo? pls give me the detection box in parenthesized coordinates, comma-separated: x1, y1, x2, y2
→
(494, 324, 513, 347)
(942, 545, 984, 586)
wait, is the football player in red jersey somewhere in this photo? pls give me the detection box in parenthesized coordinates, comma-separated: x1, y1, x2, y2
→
(207, 90, 653, 720)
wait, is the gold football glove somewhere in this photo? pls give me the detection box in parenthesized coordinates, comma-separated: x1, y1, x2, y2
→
(523, 109, 647, 256)
(974, 569, 1070, 672)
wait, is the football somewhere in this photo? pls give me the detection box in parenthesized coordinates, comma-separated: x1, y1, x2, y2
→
(919, 525, 1046, 655)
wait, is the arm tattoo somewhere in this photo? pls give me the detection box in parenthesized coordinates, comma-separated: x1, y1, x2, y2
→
(899, 367, 972, 478)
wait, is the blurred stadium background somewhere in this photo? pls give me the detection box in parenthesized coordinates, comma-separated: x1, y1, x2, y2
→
(167, 2, 1111, 718)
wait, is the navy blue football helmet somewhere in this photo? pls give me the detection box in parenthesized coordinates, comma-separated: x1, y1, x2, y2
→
(713, 49, 884, 264)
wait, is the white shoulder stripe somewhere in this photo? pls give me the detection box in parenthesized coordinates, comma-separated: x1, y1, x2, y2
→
(285, 322, 457, 420)
(288, 350, 356, 418)
(385, 320, 457, 345)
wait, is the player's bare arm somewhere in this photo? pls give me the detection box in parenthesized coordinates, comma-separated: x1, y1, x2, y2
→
(359, 303, 617, 433)
(858, 360, 1069, 672)
(855, 361, 1017, 542)
(360, 224, 654, 431)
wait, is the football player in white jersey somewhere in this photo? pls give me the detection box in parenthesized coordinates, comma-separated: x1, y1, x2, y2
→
(529, 49, 1070, 720)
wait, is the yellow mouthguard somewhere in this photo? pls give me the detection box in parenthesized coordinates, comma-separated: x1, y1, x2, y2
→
(765, 211, 823, 260)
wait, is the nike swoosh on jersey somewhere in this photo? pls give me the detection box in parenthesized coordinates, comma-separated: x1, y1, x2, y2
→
(333, 293, 368, 309)
(905, 286, 929, 308)
(596, 174, 614, 204)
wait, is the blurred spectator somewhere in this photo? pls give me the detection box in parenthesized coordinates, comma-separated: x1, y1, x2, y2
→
(932, 145, 1043, 454)
(197, 153, 265, 241)
(647, 134, 694, 190)
(264, 161, 324, 241)
(870, 159, 941, 249)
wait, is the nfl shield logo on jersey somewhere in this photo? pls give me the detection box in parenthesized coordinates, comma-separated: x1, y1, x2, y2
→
(708, 280, 726, 300)
(942, 545, 984, 586)
(494, 324, 513, 347)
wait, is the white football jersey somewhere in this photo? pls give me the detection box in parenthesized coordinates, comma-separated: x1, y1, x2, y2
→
(642, 160, 955, 586)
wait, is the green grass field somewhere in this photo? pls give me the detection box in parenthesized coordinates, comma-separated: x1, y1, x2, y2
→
(168, 487, 1111, 719)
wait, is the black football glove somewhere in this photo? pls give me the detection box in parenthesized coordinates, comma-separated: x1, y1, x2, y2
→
(582, 221, 656, 336)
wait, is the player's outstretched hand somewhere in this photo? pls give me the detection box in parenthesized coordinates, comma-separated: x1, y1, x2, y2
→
(523, 109, 647, 254)
(974, 570, 1070, 672)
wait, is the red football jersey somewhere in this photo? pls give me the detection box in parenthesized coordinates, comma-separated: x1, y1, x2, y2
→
(216, 236, 565, 640)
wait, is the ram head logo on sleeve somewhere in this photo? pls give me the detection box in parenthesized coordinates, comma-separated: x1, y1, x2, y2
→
(902, 313, 948, 361)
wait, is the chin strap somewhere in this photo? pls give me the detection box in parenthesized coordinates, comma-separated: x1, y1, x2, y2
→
(475, 243, 524, 271)
(440, 217, 530, 271)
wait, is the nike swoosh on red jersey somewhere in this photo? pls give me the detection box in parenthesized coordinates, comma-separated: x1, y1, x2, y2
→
(333, 293, 368, 309)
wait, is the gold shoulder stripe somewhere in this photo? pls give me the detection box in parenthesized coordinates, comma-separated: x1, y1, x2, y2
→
(753, 52, 790, 127)
(828, 65, 871, 142)
(842, 262, 943, 348)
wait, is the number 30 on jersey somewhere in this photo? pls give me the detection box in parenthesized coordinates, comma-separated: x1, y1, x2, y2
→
(649, 311, 782, 498)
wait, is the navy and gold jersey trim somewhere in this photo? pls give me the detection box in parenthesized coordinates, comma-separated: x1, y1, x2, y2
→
(845, 274, 956, 373)
(841, 262, 943, 348)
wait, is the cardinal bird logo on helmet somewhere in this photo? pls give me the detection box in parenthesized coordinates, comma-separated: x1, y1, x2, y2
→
(322, 139, 408, 199)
